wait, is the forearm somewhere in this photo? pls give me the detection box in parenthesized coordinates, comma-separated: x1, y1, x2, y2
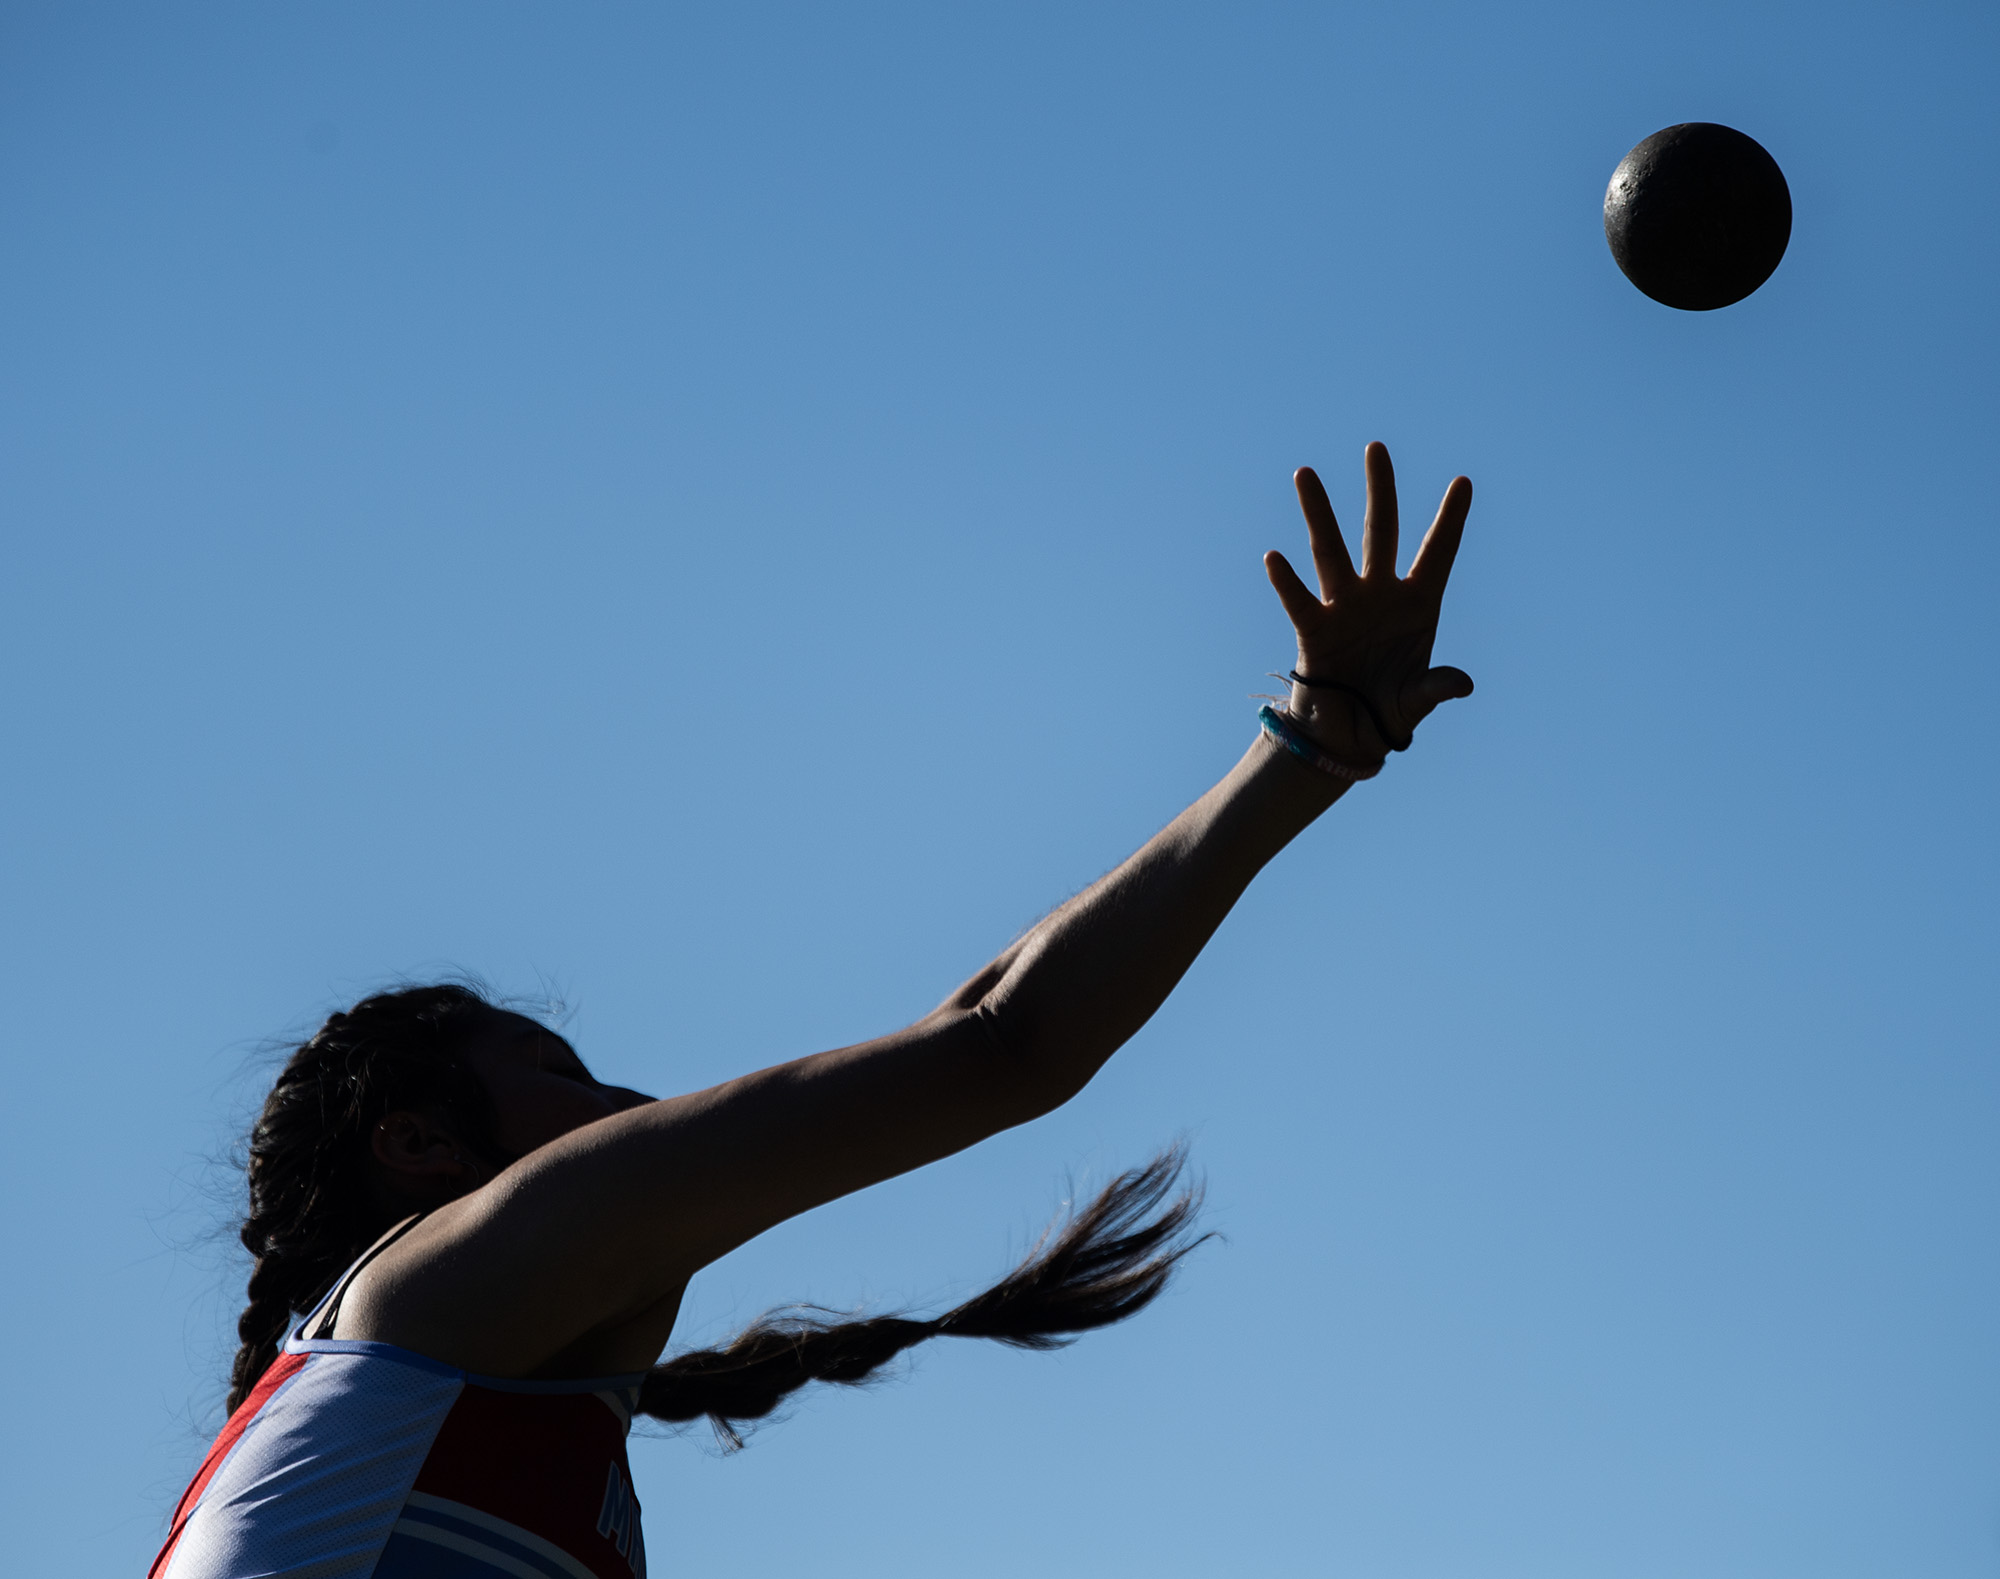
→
(975, 730, 1345, 1101)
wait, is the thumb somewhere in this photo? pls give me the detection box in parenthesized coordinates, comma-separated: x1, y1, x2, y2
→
(1408, 666, 1475, 720)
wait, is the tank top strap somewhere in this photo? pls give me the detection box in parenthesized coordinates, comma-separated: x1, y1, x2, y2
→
(297, 1213, 429, 1342)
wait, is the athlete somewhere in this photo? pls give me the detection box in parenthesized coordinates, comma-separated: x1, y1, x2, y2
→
(152, 444, 1476, 1579)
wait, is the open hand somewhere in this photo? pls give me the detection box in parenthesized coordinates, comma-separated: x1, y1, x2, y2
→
(1263, 441, 1474, 765)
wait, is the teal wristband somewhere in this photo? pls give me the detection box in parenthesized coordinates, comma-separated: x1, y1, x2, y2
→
(1257, 704, 1383, 783)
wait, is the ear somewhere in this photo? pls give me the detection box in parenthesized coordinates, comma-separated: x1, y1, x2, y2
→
(371, 1110, 483, 1199)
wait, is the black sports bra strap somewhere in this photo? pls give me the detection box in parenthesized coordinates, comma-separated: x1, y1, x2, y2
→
(302, 1213, 429, 1342)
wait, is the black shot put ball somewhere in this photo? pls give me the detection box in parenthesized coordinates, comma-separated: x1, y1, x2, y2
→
(1603, 123, 1791, 310)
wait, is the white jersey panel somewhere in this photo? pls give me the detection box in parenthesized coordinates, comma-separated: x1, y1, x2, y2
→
(161, 1352, 464, 1579)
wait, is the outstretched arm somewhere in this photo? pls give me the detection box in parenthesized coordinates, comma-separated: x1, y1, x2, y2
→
(349, 443, 1474, 1375)
(939, 440, 1474, 1095)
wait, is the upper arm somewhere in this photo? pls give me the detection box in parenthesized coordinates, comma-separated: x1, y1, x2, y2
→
(347, 1005, 1060, 1375)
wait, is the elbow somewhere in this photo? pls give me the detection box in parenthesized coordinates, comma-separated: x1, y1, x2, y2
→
(969, 1000, 1099, 1122)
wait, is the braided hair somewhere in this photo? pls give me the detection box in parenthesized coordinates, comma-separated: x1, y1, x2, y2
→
(229, 984, 501, 1412)
(641, 1146, 1204, 1449)
(230, 983, 1207, 1443)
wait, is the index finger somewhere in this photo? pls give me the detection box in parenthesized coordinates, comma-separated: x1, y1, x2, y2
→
(1408, 475, 1472, 591)
(1293, 466, 1356, 598)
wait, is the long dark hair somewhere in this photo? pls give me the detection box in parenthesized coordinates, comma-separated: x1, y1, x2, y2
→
(231, 983, 1206, 1444)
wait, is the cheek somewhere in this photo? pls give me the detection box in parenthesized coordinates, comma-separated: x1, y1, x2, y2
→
(487, 1077, 618, 1155)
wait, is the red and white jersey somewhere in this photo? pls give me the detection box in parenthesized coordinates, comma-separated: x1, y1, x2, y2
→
(150, 1236, 650, 1579)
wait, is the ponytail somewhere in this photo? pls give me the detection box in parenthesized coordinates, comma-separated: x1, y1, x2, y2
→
(639, 1146, 1206, 1449)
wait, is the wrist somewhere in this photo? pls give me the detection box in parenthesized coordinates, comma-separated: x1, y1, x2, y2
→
(1284, 669, 1407, 760)
(1256, 704, 1384, 784)
(1284, 681, 1356, 755)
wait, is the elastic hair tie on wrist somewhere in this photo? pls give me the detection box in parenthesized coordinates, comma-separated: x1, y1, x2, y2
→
(1287, 670, 1413, 753)
(1257, 705, 1383, 783)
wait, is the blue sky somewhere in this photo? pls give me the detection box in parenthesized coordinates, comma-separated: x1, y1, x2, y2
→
(2, 3, 1996, 1575)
